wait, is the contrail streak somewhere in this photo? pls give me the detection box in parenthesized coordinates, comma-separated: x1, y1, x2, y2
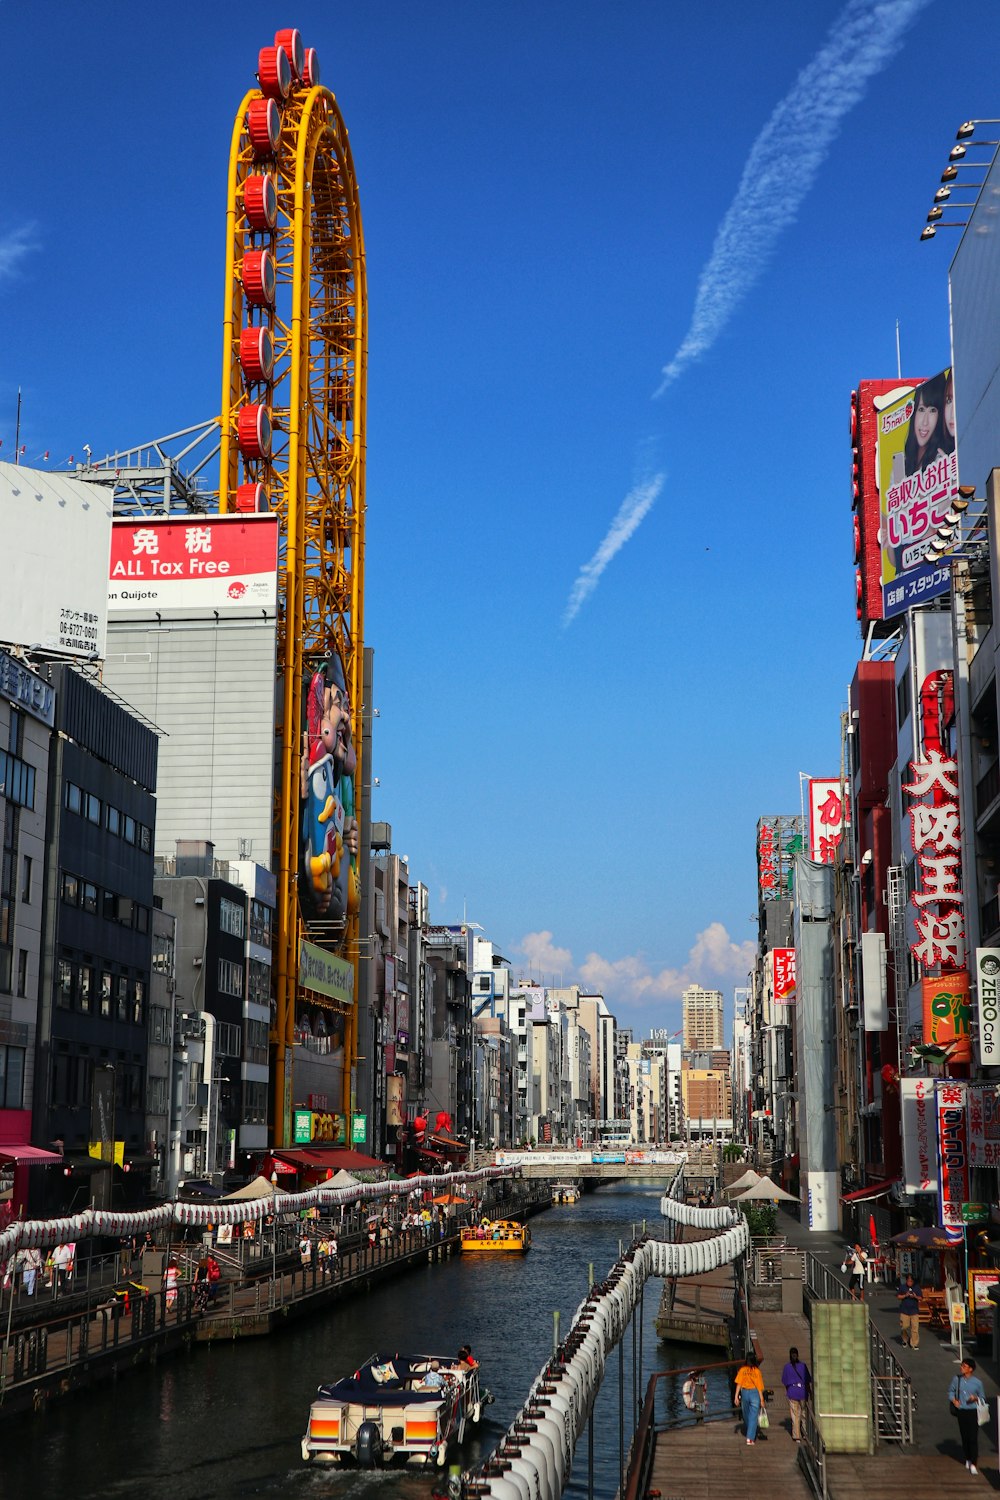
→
(0, 224, 37, 282)
(562, 473, 664, 627)
(563, 0, 929, 624)
(655, 0, 932, 394)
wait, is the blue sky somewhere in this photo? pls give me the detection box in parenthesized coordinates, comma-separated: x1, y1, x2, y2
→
(1, 2, 992, 1036)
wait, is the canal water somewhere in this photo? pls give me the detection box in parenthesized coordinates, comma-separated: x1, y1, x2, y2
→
(3, 1180, 734, 1499)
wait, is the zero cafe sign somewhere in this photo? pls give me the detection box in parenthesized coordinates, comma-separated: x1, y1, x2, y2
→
(976, 948, 1000, 1066)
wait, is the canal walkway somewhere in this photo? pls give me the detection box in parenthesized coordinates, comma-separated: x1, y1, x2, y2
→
(637, 1204, 997, 1500)
(0, 1181, 549, 1418)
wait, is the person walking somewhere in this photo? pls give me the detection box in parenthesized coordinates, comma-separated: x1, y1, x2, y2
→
(683, 1368, 708, 1421)
(848, 1243, 868, 1302)
(733, 1352, 766, 1445)
(780, 1346, 811, 1442)
(949, 1357, 987, 1474)
(896, 1272, 922, 1350)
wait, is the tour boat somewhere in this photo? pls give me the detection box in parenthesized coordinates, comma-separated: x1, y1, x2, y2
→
(459, 1218, 531, 1254)
(552, 1183, 581, 1204)
(302, 1351, 489, 1467)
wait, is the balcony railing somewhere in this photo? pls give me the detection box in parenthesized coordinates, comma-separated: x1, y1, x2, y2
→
(976, 759, 1000, 819)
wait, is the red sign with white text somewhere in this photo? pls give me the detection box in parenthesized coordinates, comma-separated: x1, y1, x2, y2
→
(773, 948, 797, 1003)
(108, 515, 278, 617)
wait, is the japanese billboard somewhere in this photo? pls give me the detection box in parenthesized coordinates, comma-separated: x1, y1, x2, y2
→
(967, 1082, 1000, 1169)
(975, 948, 1000, 1065)
(298, 648, 360, 944)
(936, 1080, 969, 1240)
(808, 779, 849, 864)
(773, 948, 797, 1003)
(877, 370, 957, 618)
(900, 1077, 937, 1193)
(108, 514, 278, 617)
(906, 745, 967, 1038)
(0, 462, 113, 658)
(921, 973, 972, 1065)
(756, 816, 803, 901)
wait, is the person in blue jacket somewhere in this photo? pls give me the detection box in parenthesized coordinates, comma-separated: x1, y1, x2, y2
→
(949, 1357, 987, 1474)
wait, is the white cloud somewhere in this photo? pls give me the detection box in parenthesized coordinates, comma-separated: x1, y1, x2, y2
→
(513, 922, 755, 1008)
(0, 224, 38, 284)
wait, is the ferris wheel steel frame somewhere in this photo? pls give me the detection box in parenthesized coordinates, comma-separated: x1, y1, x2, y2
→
(219, 45, 367, 1147)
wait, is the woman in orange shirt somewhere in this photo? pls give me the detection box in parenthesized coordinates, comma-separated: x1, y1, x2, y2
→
(733, 1352, 766, 1445)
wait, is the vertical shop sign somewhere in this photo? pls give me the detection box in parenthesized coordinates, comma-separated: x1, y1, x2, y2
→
(900, 1077, 937, 1193)
(936, 1080, 969, 1239)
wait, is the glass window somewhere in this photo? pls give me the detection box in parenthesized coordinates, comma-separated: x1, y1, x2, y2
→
(219, 897, 246, 940)
(106, 806, 121, 836)
(103, 890, 117, 922)
(132, 978, 145, 1026)
(20, 855, 31, 904)
(61, 872, 80, 907)
(83, 882, 98, 915)
(0, 1046, 25, 1109)
(123, 815, 136, 845)
(78, 966, 92, 1014)
(139, 824, 152, 853)
(16, 948, 27, 998)
(66, 782, 82, 815)
(116, 975, 128, 1021)
(100, 971, 112, 1018)
(136, 905, 149, 934)
(86, 793, 101, 824)
(57, 959, 73, 1008)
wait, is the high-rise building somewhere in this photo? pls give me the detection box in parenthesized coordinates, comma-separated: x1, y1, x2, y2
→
(682, 984, 724, 1050)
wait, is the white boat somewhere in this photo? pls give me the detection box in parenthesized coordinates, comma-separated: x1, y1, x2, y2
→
(552, 1182, 580, 1204)
(301, 1351, 490, 1467)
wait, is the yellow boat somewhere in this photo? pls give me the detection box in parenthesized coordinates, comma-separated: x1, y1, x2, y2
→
(459, 1219, 531, 1254)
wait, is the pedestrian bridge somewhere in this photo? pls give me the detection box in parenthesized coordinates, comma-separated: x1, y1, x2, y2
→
(492, 1147, 702, 1181)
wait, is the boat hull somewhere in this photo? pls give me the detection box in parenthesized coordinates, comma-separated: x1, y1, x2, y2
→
(302, 1353, 483, 1467)
(460, 1219, 531, 1254)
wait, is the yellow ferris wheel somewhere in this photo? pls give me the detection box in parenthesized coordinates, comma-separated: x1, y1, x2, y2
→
(218, 29, 366, 1145)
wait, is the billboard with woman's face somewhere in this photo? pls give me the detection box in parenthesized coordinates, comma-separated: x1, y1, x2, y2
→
(877, 368, 957, 618)
(298, 648, 360, 943)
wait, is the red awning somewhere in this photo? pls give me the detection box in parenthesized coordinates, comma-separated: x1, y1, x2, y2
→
(272, 1146, 390, 1175)
(841, 1178, 896, 1204)
(0, 1144, 64, 1165)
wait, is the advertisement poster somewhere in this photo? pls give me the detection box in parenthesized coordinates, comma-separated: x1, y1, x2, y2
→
(298, 647, 360, 946)
(773, 948, 797, 1003)
(936, 1080, 970, 1238)
(900, 1077, 937, 1193)
(108, 514, 279, 617)
(877, 370, 957, 618)
(967, 1082, 1000, 1168)
(969, 1269, 1000, 1337)
(921, 972, 972, 1064)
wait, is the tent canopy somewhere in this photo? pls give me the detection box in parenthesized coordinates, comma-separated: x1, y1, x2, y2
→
(723, 1169, 762, 1196)
(328, 1169, 359, 1189)
(220, 1175, 288, 1201)
(733, 1177, 798, 1203)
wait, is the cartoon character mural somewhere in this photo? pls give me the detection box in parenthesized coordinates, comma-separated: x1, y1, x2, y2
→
(299, 649, 360, 936)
